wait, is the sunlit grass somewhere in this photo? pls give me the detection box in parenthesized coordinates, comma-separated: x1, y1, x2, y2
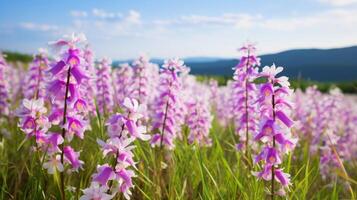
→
(0, 116, 356, 199)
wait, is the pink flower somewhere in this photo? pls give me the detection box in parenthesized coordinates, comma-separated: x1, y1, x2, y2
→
(45, 133, 64, 154)
(253, 64, 296, 196)
(23, 48, 49, 99)
(46, 33, 90, 173)
(17, 98, 51, 143)
(92, 164, 116, 186)
(231, 44, 260, 152)
(85, 97, 147, 199)
(43, 155, 64, 174)
(63, 146, 84, 171)
(63, 115, 88, 140)
(96, 58, 115, 114)
(275, 169, 291, 187)
(150, 58, 185, 149)
(0, 53, 10, 116)
(80, 182, 114, 200)
(113, 63, 133, 106)
(186, 97, 213, 146)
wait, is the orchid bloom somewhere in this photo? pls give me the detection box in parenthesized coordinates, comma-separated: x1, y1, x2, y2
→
(231, 44, 260, 152)
(253, 64, 297, 196)
(82, 97, 147, 200)
(150, 58, 185, 149)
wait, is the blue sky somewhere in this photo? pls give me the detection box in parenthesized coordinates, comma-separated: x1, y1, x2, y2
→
(1, 0, 357, 59)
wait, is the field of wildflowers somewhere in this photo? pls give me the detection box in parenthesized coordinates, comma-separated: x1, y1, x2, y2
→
(0, 33, 356, 200)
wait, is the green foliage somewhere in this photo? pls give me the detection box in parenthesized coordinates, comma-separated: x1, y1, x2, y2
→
(2, 51, 33, 63)
(0, 115, 356, 199)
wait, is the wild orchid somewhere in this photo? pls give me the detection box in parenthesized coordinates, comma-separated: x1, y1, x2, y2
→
(131, 55, 150, 105)
(16, 98, 51, 147)
(113, 63, 133, 106)
(0, 53, 10, 118)
(23, 48, 49, 99)
(82, 97, 149, 200)
(231, 44, 260, 153)
(96, 58, 115, 115)
(150, 58, 185, 149)
(186, 86, 213, 146)
(47, 33, 89, 199)
(80, 44, 97, 115)
(253, 64, 297, 197)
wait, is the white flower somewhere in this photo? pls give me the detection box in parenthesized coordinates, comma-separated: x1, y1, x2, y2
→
(21, 98, 47, 117)
(261, 64, 283, 79)
(43, 155, 64, 174)
(80, 182, 114, 200)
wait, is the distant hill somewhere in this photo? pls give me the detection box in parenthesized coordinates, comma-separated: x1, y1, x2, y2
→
(114, 46, 357, 82)
(184, 46, 357, 82)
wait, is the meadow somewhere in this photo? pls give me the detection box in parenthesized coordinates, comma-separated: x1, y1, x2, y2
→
(0, 33, 356, 200)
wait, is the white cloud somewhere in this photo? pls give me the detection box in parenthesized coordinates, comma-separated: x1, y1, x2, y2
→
(124, 10, 141, 24)
(14, 8, 357, 59)
(20, 22, 58, 31)
(153, 8, 357, 31)
(180, 13, 261, 28)
(67, 10, 142, 39)
(318, 0, 357, 6)
(153, 13, 261, 29)
(92, 8, 122, 20)
(70, 10, 87, 17)
(260, 9, 357, 31)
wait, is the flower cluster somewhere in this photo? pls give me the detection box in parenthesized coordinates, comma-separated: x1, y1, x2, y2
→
(96, 58, 115, 115)
(150, 58, 185, 149)
(214, 82, 233, 127)
(186, 88, 213, 146)
(131, 55, 160, 121)
(231, 44, 260, 152)
(294, 86, 357, 180)
(7, 63, 24, 104)
(23, 48, 49, 99)
(45, 33, 89, 173)
(253, 64, 297, 196)
(16, 98, 51, 146)
(83, 97, 149, 200)
(80, 44, 97, 115)
(113, 63, 133, 106)
(208, 79, 219, 111)
(0, 53, 10, 117)
(131, 55, 150, 105)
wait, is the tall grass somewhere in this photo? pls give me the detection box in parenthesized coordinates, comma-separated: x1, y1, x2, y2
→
(0, 115, 356, 199)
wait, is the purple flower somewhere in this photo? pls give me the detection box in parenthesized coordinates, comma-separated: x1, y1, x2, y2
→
(63, 115, 88, 140)
(92, 164, 115, 186)
(79, 44, 97, 115)
(275, 169, 291, 187)
(45, 133, 64, 154)
(130, 55, 152, 113)
(231, 44, 260, 152)
(84, 97, 148, 199)
(23, 48, 49, 99)
(63, 146, 84, 171)
(16, 98, 51, 145)
(0, 53, 10, 117)
(113, 63, 133, 106)
(45, 33, 90, 176)
(96, 58, 115, 114)
(186, 94, 213, 146)
(43, 155, 64, 174)
(253, 64, 296, 196)
(80, 182, 114, 200)
(150, 58, 185, 149)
